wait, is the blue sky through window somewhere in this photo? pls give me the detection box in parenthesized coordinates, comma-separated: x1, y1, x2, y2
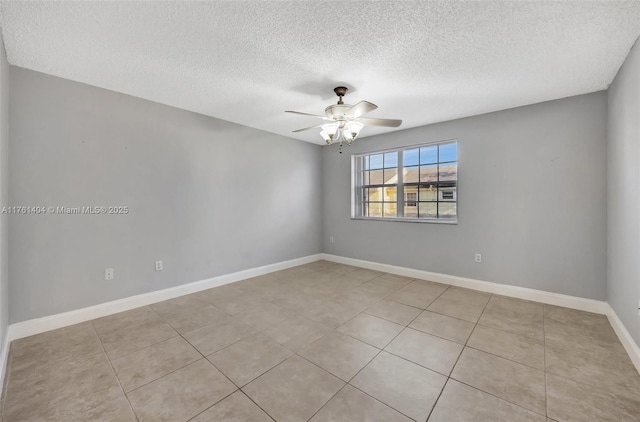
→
(420, 146, 438, 164)
(439, 142, 457, 162)
(404, 149, 419, 166)
(384, 152, 398, 168)
(368, 154, 383, 170)
(366, 142, 456, 169)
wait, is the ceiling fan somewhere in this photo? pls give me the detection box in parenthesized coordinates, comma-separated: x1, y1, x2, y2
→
(286, 86, 402, 152)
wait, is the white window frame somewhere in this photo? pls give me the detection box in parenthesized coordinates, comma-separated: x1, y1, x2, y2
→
(351, 139, 458, 224)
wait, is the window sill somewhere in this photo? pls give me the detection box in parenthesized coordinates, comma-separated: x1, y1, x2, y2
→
(350, 217, 458, 225)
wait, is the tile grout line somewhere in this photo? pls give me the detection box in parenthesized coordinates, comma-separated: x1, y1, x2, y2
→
(97, 305, 215, 397)
(426, 377, 453, 422)
(474, 319, 545, 342)
(304, 383, 349, 422)
(537, 310, 640, 408)
(94, 306, 182, 362)
(235, 390, 277, 422)
(117, 305, 251, 407)
(205, 334, 294, 390)
(448, 378, 547, 418)
(440, 295, 548, 419)
(461, 344, 545, 372)
(427, 295, 493, 421)
(346, 288, 450, 422)
(183, 386, 238, 422)
(279, 272, 411, 329)
(215, 342, 343, 422)
(390, 290, 455, 422)
(174, 317, 244, 421)
(339, 320, 423, 420)
(167, 313, 258, 422)
(420, 307, 480, 325)
(89, 320, 140, 422)
(303, 284, 438, 422)
(150, 298, 261, 356)
(187, 320, 296, 422)
(180, 311, 286, 422)
(377, 284, 466, 375)
(425, 292, 490, 421)
(344, 383, 419, 422)
(119, 346, 205, 395)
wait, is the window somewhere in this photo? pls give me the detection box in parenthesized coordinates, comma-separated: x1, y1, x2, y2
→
(440, 190, 455, 200)
(405, 192, 417, 207)
(353, 140, 458, 222)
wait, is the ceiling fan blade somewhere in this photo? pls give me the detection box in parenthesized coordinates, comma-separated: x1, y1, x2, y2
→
(359, 117, 403, 127)
(292, 124, 324, 133)
(345, 101, 378, 118)
(285, 110, 331, 120)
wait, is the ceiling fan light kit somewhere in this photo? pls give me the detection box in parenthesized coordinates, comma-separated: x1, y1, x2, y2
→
(286, 86, 402, 153)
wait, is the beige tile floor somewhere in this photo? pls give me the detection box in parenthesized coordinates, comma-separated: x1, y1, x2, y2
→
(2, 260, 640, 421)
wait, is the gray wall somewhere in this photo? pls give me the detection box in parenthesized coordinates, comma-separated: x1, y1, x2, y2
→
(4, 63, 620, 322)
(607, 39, 640, 345)
(323, 92, 607, 300)
(9, 67, 322, 323)
(0, 34, 9, 355)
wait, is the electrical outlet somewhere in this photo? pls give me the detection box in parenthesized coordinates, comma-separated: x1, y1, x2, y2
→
(105, 268, 114, 280)
(155, 260, 163, 271)
(330, 236, 334, 243)
(475, 254, 482, 263)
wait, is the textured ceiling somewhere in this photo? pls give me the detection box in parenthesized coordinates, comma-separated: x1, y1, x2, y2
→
(1, 1, 639, 144)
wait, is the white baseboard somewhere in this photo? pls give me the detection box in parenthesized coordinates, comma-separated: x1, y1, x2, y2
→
(7, 254, 321, 343)
(321, 254, 608, 314)
(605, 304, 640, 374)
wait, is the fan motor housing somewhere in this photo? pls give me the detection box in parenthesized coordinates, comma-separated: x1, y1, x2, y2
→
(325, 104, 352, 120)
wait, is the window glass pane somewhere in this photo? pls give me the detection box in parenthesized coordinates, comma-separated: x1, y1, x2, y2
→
(418, 202, 437, 218)
(438, 202, 457, 218)
(368, 202, 382, 217)
(404, 187, 418, 204)
(383, 187, 397, 203)
(404, 188, 418, 218)
(439, 163, 457, 181)
(383, 202, 397, 217)
(404, 166, 419, 183)
(384, 152, 398, 168)
(404, 205, 418, 218)
(369, 154, 384, 170)
(439, 142, 457, 162)
(369, 169, 383, 185)
(383, 168, 398, 184)
(368, 187, 383, 202)
(420, 164, 438, 182)
(419, 185, 437, 201)
(420, 146, 437, 164)
(403, 148, 419, 166)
